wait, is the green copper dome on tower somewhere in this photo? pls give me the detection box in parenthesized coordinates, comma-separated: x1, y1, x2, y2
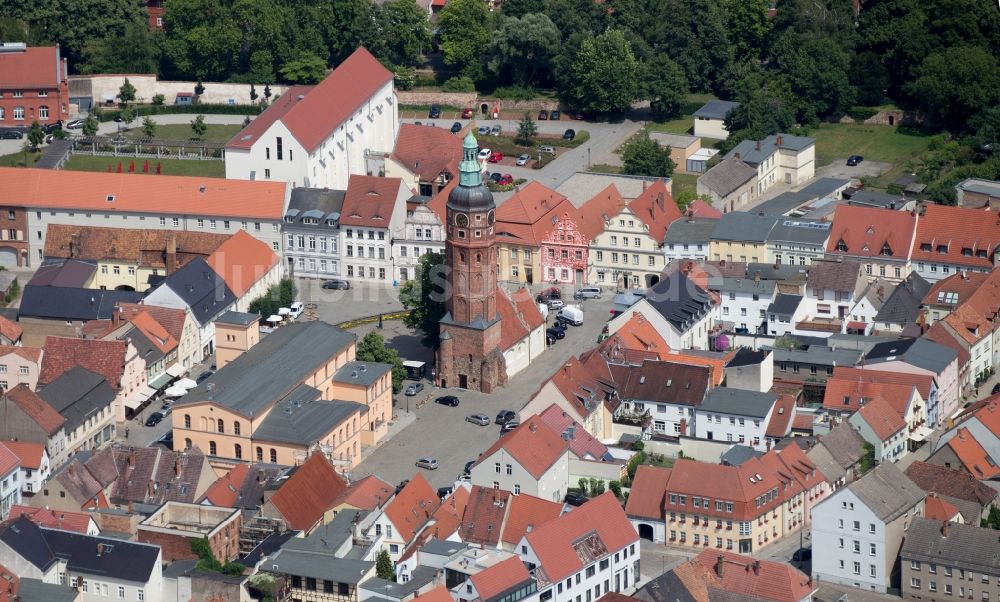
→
(448, 129, 494, 212)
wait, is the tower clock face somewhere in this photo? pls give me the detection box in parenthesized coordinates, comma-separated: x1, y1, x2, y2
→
(487, 210, 495, 225)
(455, 213, 469, 227)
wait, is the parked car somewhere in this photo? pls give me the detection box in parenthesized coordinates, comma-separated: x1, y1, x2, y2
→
(489, 172, 503, 183)
(546, 327, 566, 340)
(563, 129, 576, 141)
(466, 413, 490, 426)
(565, 491, 588, 506)
(405, 382, 425, 396)
(415, 457, 438, 470)
(428, 105, 441, 118)
(557, 305, 584, 326)
(145, 412, 165, 427)
(573, 112, 585, 120)
(791, 548, 812, 563)
(477, 125, 491, 135)
(160, 401, 173, 411)
(65, 118, 85, 130)
(490, 125, 502, 136)
(538, 145, 556, 155)
(450, 122, 462, 134)
(538, 110, 549, 121)
(113, 115, 124, 123)
(497, 174, 514, 185)
(196, 370, 213, 384)
(536, 287, 561, 303)
(0, 130, 23, 139)
(488, 151, 504, 163)
(516, 154, 530, 166)
(322, 279, 350, 290)
(42, 121, 62, 134)
(495, 410, 516, 425)
(288, 301, 304, 319)
(477, 148, 492, 160)
(501, 421, 519, 433)
(992, 383, 1000, 395)
(847, 155, 864, 166)
(574, 287, 602, 299)
(547, 298, 565, 310)
(436, 395, 460, 407)
(462, 107, 474, 119)
(550, 110, 561, 121)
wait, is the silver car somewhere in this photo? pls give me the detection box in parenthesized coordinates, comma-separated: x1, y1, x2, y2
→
(405, 382, 424, 396)
(490, 125, 502, 136)
(547, 298, 565, 310)
(516, 154, 530, 166)
(416, 457, 438, 470)
(466, 413, 490, 426)
(539, 145, 556, 155)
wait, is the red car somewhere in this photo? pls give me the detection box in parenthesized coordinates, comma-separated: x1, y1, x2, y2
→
(498, 173, 514, 185)
(462, 107, 474, 119)
(488, 151, 504, 163)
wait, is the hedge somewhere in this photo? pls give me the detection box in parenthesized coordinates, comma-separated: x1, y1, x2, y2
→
(94, 103, 263, 122)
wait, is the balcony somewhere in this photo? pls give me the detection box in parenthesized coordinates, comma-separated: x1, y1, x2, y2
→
(796, 317, 843, 333)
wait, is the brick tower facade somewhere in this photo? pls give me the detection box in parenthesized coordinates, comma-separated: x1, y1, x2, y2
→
(436, 132, 506, 393)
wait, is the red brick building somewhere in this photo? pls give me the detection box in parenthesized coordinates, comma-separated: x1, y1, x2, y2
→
(540, 211, 589, 285)
(0, 44, 69, 127)
(147, 0, 166, 30)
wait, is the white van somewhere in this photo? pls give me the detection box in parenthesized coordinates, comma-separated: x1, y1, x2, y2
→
(574, 287, 602, 299)
(556, 305, 584, 326)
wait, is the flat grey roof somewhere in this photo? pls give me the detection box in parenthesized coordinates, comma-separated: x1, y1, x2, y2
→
(216, 311, 259, 326)
(710, 213, 779, 243)
(799, 178, 850, 199)
(766, 219, 831, 246)
(648, 132, 700, 148)
(253, 393, 365, 446)
(715, 277, 776, 295)
(664, 218, 718, 245)
(333, 361, 392, 387)
(693, 100, 740, 120)
(956, 178, 1000, 196)
(698, 387, 777, 418)
(752, 192, 813, 216)
(269, 550, 373, 583)
(770, 346, 862, 366)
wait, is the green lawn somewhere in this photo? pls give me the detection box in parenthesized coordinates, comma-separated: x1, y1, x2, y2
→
(671, 173, 698, 197)
(648, 93, 719, 136)
(126, 123, 242, 143)
(811, 123, 934, 168)
(0, 150, 41, 167)
(63, 154, 225, 178)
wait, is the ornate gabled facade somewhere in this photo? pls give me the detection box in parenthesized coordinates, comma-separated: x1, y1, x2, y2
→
(539, 212, 589, 285)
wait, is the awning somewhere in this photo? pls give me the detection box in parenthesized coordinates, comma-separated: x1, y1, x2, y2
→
(910, 425, 934, 442)
(177, 378, 197, 390)
(148, 372, 173, 390)
(847, 321, 867, 331)
(165, 385, 188, 398)
(125, 386, 156, 410)
(166, 363, 187, 378)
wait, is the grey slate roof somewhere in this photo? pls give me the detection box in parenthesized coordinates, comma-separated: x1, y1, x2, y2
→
(254, 396, 365, 446)
(768, 294, 802, 316)
(845, 189, 908, 209)
(807, 259, 864, 293)
(30, 259, 97, 287)
(120, 327, 165, 366)
(333, 361, 392, 387)
(693, 99, 740, 120)
(807, 443, 846, 484)
(771, 346, 863, 368)
(270, 527, 375, 583)
(715, 277, 776, 296)
(286, 187, 346, 231)
(864, 337, 957, 375)
(698, 158, 757, 198)
(18, 286, 144, 321)
(157, 257, 235, 326)
(726, 134, 815, 167)
(726, 348, 769, 368)
(664, 217, 719, 245)
(215, 311, 260, 326)
(38, 366, 116, 434)
(745, 263, 810, 283)
(752, 192, 813, 216)
(721, 444, 764, 466)
(421, 538, 469, 557)
(645, 270, 714, 332)
(698, 387, 777, 418)
(901, 517, 1000, 573)
(766, 219, 831, 246)
(847, 461, 924, 522)
(14, 578, 78, 602)
(873, 272, 930, 326)
(634, 570, 697, 602)
(711, 213, 779, 243)
(175, 321, 355, 417)
(798, 178, 850, 200)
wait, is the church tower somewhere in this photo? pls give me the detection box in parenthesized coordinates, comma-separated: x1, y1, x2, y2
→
(436, 132, 506, 393)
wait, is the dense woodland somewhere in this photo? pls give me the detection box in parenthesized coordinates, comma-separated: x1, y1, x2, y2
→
(1, 0, 999, 198)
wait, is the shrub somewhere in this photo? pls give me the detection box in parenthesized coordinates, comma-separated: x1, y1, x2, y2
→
(94, 103, 263, 122)
(152, 94, 165, 106)
(492, 86, 536, 101)
(441, 76, 476, 93)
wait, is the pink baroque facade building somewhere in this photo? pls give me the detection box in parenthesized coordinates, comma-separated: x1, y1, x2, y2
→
(540, 212, 589, 285)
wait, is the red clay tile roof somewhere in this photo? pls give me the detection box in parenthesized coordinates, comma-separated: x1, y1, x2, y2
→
(904, 461, 998, 506)
(392, 123, 463, 182)
(117, 303, 187, 342)
(0, 441, 44, 470)
(40, 336, 126, 390)
(498, 288, 545, 351)
(923, 494, 962, 522)
(625, 464, 671, 520)
(690, 550, 816, 602)
(421, 486, 470, 542)
(3, 384, 64, 435)
(384, 472, 439, 543)
(0, 345, 42, 364)
(227, 48, 392, 153)
(924, 271, 989, 308)
(791, 413, 814, 433)
(102, 444, 210, 505)
(968, 401, 1000, 439)
(687, 199, 722, 219)
(0, 316, 21, 343)
(426, 177, 456, 223)
(206, 230, 279, 297)
(44, 224, 229, 268)
(340, 175, 407, 228)
(577, 184, 627, 241)
(333, 475, 395, 511)
(855, 397, 906, 440)
(7, 505, 93, 534)
(764, 394, 796, 438)
(225, 84, 314, 151)
(411, 586, 454, 602)
(470, 555, 532, 600)
(913, 204, 1000, 270)
(476, 416, 568, 480)
(775, 443, 827, 492)
(665, 457, 784, 521)
(499, 493, 564, 547)
(128, 310, 178, 355)
(0, 167, 287, 220)
(596, 311, 671, 361)
(459, 485, 512, 547)
(538, 404, 608, 460)
(536, 355, 612, 422)
(202, 463, 250, 507)
(0, 46, 63, 88)
(823, 366, 929, 413)
(0, 564, 19, 602)
(947, 427, 1000, 479)
(495, 182, 576, 247)
(0, 442, 19, 477)
(629, 180, 682, 244)
(925, 322, 971, 367)
(825, 204, 918, 258)
(269, 453, 348, 532)
(524, 492, 637, 583)
(54, 459, 106, 510)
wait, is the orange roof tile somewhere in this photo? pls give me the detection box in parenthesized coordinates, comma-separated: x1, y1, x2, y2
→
(205, 230, 280, 297)
(537, 356, 608, 422)
(791, 413, 814, 433)
(470, 556, 532, 600)
(498, 288, 545, 351)
(201, 463, 250, 507)
(524, 492, 637, 583)
(628, 180, 681, 243)
(947, 427, 1000, 479)
(499, 492, 564, 546)
(662, 348, 733, 387)
(969, 401, 1000, 439)
(823, 366, 929, 413)
(225, 85, 314, 150)
(333, 475, 395, 511)
(0, 564, 19, 602)
(459, 485, 512, 547)
(765, 394, 796, 438)
(825, 205, 918, 258)
(411, 586, 454, 602)
(0, 315, 21, 343)
(117, 303, 187, 342)
(690, 550, 816, 602)
(0, 442, 19, 477)
(924, 271, 989, 308)
(0, 440, 45, 470)
(269, 453, 348, 532)
(625, 464, 670, 520)
(421, 486, 470, 542)
(0, 345, 42, 364)
(665, 457, 784, 521)
(576, 184, 627, 241)
(8, 505, 93, 534)
(923, 494, 962, 522)
(384, 473, 439, 543)
(40, 336, 126, 390)
(3, 384, 64, 435)
(339, 175, 407, 228)
(475, 416, 568, 480)
(0, 167, 286, 220)
(0, 46, 63, 89)
(128, 310, 178, 355)
(855, 397, 906, 440)
(913, 204, 1000, 270)
(44, 224, 229, 268)
(687, 199, 722, 219)
(495, 181, 576, 247)
(598, 312, 671, 361)
(392, 124, 463, 182)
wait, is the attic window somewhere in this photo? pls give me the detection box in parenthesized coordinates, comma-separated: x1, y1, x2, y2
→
(920, 243, 932, 252)
(866, 226, 875, 235)
(665, 379, 672, 387)
(106, 195, 115, 202)
(936, 244, 948, 254)
(962, 247, 973, 256)
(937, 291, 959, 304)
(835, 240, 847, 252)
(880, 243, 893, 257)
(977, 250, 989, 258)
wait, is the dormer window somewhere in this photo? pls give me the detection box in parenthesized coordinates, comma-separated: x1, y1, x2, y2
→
(920, 243, 932, 252)
(880, 243, 893, 257)
(977, 249, 989, 258)
(835, 240, 847, 252)
(936, 244, 948, 254)
(284, 216, 294, 223)
(962, 247, 973, 256)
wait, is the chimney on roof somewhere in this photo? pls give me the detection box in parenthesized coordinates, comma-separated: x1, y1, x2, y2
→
(642, 180, 648, 192)
(147, 480, 155, 498)
(69, 232, 81, 259)
(174, 458, 182, 478)
(96, 543, 104, 556)
(529, 421, 537, 433)
(734, 152, 741, 162)
(165, 234, 178, 275)
(755, 141, 761, 151)
(754, 271, 761, 284)
(656, 191, 664, 212)
(777, 135, 783, 147)
(715, 555, 724, 578)
(128, 452, 136, 467)
(752, 561, 760, 576)
(941, 522, 950, 537)
(687, 209, 694, 223)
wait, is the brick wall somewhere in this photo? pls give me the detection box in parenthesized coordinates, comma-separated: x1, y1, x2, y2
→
(138, 529, 200, 561)
(94, 510, 140, 536)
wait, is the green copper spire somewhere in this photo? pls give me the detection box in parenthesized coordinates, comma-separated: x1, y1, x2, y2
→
(459, 130, 483, 187)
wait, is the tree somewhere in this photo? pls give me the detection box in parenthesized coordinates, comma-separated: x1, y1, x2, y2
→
(858, 441, 876, 475)
(393, 66, 416, 91)
(907, 47, 1000, 132)
(608, 481, 623, 499)
(501, 0, 546, 17)
(773, 35, 854, 124)
(194, 80, 205, 96)
(79, 23, 163, 76)
(142, 116, 157, 139)
(641, 54, 687, 119)
(621, 132, 675, 178)
(152, 94, 165, 106)
(568, 30, 639, 117)
(280, 53, 328, 84)
(264, 84, 272, 100)
(373, 0, 431, 67)
(983, 505, 1000, 530)
(118, 78, 137, 106)
(439, 0, 493, 82)
(356, 332, 406, 394)
(578, 478, 589, 494)
(399, 252, 447, 348)
(376, 550, 395, 581)
(120, 106, 136, 127)
(27, 121, 44, 151)
(515, 113, 537, 146)
(773, 334, 803, 350)
(723, 78, 796, 148)
(248, 278, 297, 318)
(489, 13, 561, 87)
(190, 114, 207, 139)
(724, 0, 771, 58)
(82, 114, 99, 137)
(249, 84, 258, 103)
(675, 190, 713, 211)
